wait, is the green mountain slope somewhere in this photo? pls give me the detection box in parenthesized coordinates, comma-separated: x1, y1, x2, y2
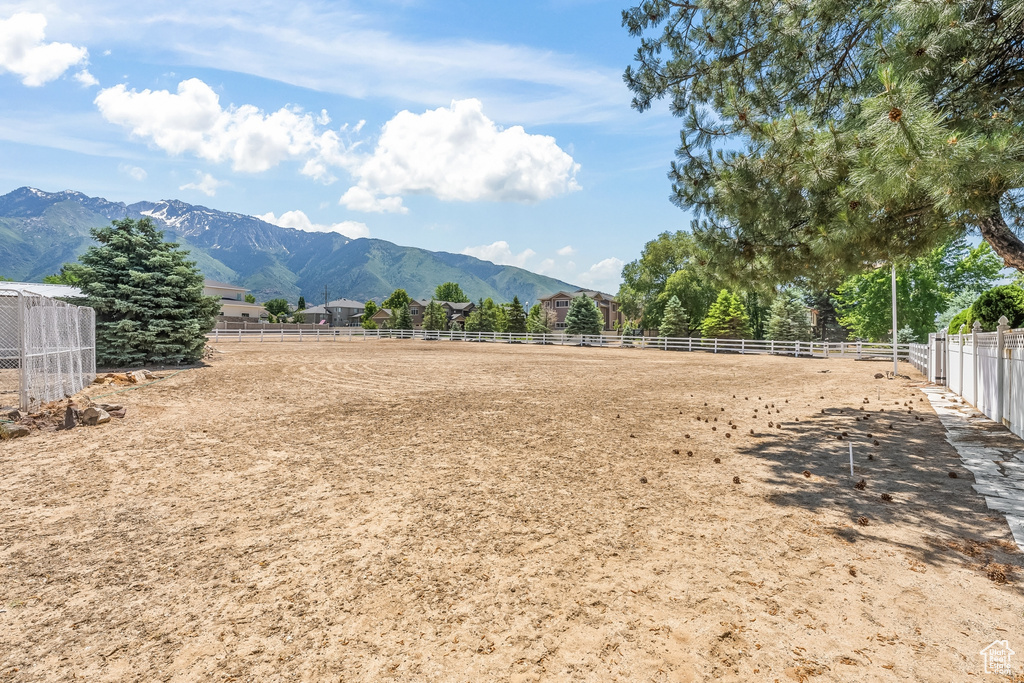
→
(0, 187, 579, 304)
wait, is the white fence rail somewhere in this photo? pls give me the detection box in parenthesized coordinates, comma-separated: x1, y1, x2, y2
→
(208, 327, 910, 359)
(0, 289, 96, 411)
(911, 319, 1024, 441)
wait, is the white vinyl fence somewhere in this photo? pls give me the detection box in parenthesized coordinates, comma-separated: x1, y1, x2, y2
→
(208, 326, 910, 359)
(910, 318, 1024, 440)
(0, 289, 96, 411)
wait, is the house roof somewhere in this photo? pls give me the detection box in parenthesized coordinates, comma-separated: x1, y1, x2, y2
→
(0, 282, 84, 298)
(539, 289, 617, 303)
(302, 305, 328, 314)
(203, 278, 247, 292)
(325, 298, 365, 309)
(372, 308, 393, 317)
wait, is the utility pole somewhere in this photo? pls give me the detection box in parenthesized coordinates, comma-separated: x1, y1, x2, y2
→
(323, 285, 330, 308)
(891, 262, 898, 375)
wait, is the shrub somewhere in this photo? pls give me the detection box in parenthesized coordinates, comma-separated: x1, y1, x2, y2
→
(971, 285, 1024, 331)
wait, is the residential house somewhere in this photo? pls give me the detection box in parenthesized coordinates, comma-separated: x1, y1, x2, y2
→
(203, 279, 268, 319)
(371, 300, 476, 329)
(539, 289, 623, 331)
(300, 298, 366, 326)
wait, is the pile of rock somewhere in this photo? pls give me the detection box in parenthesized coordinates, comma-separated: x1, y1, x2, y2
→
(0, 399, 127, 440)
(93, 369, 155, 386)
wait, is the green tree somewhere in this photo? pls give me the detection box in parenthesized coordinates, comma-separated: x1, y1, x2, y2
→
(494, 305, 509, 333)
(766, 290, 812, 342)
(465, 298, 498, 333)
(564, 296, 603, 335)
(937, 289, 982, 332)
(623, 0, 1024, 282)
(658, 295, 689, 337)
(506, 296, 528, 334)
(449, 318, 462, 331)
(389, 301, 413, 330)
(297, 295, 306, 310)
(833, 238, 1002, 341)
(362, 319, 378, 330)
(434, 282, 469, 303)
(618, 231, 718, 330)
(244, 293, 256, 304)
(72, 217, 220, 366)
(362, 300, 378, 325)
(422, 299, 448, 331)
(526, 303, 555, 333)
(382, 289, 411, 312)
(700, 290, 752, 339)
(970, 285, 1024, 331)
(265, 298, 290, 317)
(42, 265, 82, 285)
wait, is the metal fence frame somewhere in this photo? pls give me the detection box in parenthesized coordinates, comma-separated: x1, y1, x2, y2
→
(0, 289, 96, 411)
(910, 318, 1024, 440)
(208, 326, 911, 359)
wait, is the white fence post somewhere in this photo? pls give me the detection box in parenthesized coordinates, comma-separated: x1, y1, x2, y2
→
(995, 316, 1008, 425)
(972, 321, 981, 406)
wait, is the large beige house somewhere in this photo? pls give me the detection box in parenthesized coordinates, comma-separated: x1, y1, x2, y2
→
(539, 289, 623, 331)
(203, 279, 268, 319)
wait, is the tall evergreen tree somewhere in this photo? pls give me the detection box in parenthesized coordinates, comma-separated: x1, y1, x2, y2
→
(700, 290, 752, 339)
(390, 301, 413, 330)
(506, 296, 528, 334)
(658, 295, 690, 337)
(297, 295, 306, 310)
(623, 0, 1024, 280)
(73, 217, 220, 366)
(434, 282, 470, 303)
(422, 299, 448, 330)
(766, 290, 813, 341)
(564, 296, 603, 335)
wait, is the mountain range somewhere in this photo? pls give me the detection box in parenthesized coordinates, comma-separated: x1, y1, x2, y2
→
(0, 187, 578, 304)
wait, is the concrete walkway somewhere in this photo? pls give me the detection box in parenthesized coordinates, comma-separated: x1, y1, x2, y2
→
(922, 386, 1024, 551)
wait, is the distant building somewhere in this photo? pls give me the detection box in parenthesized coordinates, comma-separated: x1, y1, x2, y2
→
(371, 300, 475, 329)
(297, 299, 366, 326)
(203, 279, 268, 319)
(539, 289, 622, 331)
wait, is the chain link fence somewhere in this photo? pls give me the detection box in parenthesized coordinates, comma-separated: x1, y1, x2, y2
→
(0, 289, 96, 411)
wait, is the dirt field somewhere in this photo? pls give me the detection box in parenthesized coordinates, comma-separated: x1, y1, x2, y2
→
(2, 340, 1023, 682)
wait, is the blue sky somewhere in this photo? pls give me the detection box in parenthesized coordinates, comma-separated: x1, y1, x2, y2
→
(0, 0, 689, 293)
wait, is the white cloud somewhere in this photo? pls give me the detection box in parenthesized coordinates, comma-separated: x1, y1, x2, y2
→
(118, 163, 146, 181)
(345, 99, 579, 210)
(577, 257, 624, 294)
(536, 258, 556, 275)
(73, 69, 98, 87)
(94, 77, 356, 174)
(461, 241, 536, 268)
(179, 171, 226, 196)
(339, 186, 407, 214)
(556, 245, 575, 256)
(256, 209, 369, 239)
(0, 13, 88, 86)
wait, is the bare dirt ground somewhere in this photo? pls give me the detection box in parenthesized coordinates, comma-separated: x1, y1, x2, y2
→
(2, 340, 1023, 682)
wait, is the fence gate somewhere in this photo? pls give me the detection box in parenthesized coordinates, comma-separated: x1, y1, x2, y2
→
(0, 289, 96, 411)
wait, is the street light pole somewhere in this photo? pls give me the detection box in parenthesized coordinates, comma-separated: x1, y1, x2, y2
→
(891, 262, 898, 375)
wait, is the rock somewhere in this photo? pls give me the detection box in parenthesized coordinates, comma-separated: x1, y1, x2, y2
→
(96, 403, 123, 412)
(131, 370, 148, 384)
(874, 372, 885, 379)
(81, 407, 111, 426)
(1, 407, 21, 421)
(108, 408, 126, 419)
(1, 423, 30, 439)
(63, 405, 80, 429)
(141, 369, 155, 379)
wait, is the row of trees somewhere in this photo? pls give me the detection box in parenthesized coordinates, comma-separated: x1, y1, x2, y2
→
(617, 229, 1014, 343)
